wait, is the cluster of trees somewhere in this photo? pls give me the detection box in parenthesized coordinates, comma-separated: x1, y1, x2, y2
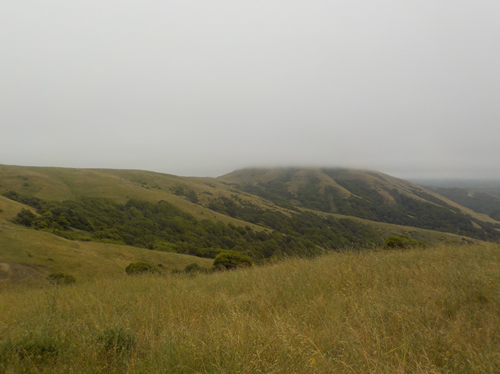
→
(5, 191, 382, 261)
(171, 184, 199, 203)
(207, 196, 382, 249)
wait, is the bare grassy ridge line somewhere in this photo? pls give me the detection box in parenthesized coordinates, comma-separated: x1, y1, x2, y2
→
(0, 164, 271, 231)
(1, 243, 499, 373)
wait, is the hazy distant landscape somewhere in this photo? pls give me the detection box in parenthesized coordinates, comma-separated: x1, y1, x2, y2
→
(2, 0, 500, 372)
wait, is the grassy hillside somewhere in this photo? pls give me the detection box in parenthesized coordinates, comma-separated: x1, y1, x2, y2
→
(219, 167, 497, 222)
(1, 243, 499, 373)
(0, 218, 212, 288)
(0, 164, 275, 230)
(1, 164, 498, 268)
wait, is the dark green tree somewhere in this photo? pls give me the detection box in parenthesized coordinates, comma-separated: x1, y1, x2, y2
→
(14, 208, 37, 227)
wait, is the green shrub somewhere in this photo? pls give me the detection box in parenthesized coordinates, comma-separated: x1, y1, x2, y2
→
(125, 262, 159, 275)
(47, 272, 76, 285)
(96, 328, 136, 353)
(184, 262, 201, 273)
(384, 235, 427, 249)
(183, 262, 210, 274)
(213, 251, 254, 270)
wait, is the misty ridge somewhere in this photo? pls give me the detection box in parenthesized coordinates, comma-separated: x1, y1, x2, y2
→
(1, 1, 499, 180)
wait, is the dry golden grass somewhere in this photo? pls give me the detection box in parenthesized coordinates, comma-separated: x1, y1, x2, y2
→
(1, 243, 499, 373)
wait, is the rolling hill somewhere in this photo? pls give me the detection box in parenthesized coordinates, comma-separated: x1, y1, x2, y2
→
(1, 164, 497, 285)
(218, 167, 500, 240)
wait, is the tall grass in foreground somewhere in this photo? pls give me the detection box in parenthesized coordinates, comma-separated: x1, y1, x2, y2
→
(1, 243, 499, 373)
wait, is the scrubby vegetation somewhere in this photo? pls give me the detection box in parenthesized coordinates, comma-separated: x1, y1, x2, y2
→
(183, 262, 206, 274)
(0, 243, 499, 373)
(213, 250, 254, 270)
(125, 262, 159, 275)
(383, 235, 427, 249)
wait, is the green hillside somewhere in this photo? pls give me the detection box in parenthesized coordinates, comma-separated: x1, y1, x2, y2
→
(1, 164, 497, 278)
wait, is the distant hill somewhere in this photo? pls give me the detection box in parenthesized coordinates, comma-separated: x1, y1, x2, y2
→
(218, 168, 500, 240)
(421, 186, 500, 222)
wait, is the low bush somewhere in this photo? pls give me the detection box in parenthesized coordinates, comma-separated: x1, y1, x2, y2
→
(184, 262, 207, 274)
(47, 272, 76, 285)
(125, 262, 159, 275)
(384, 235, 427, 249)
(213, 251, 254, 270)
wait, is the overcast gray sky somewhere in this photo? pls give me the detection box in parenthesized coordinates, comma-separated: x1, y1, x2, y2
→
(1, 1, 499, 179)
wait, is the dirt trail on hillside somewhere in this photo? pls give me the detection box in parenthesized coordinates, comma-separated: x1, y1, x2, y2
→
(0, 262, 47, 281)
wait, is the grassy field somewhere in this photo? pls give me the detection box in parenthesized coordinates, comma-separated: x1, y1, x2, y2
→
(1, 243, 499, 373)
